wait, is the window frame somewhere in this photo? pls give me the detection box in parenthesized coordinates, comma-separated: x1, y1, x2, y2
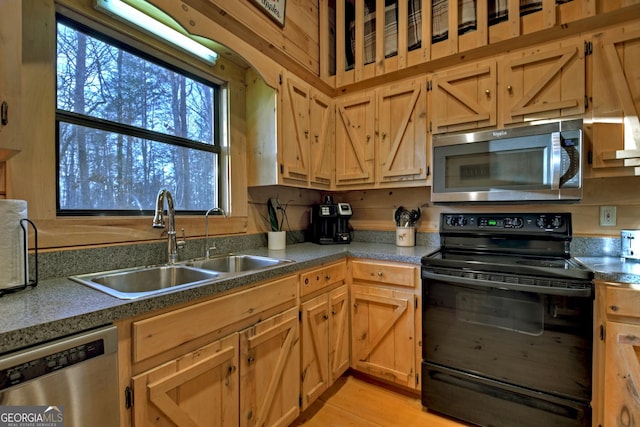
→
(55, 14, 226, 217)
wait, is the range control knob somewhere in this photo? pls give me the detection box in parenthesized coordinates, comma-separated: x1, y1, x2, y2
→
(551, 217, 563, 229)
(535, 217, 548, 229)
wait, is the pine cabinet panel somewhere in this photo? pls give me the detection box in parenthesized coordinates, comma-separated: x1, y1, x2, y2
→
(281, 73, 311, 184)
(335, 92, 376, 187)
(309, 90, 335, 187)
(604, 321, 640, 426)
(351, 283, 417, 389)
(336, 77, 428, 189)
(430, 59, 497, 134)
(132, 333, 239, 427)
(377, 77, 428, 183)
(590, 23, 640, 175)
(351, 259, 417, 288)
(0, 0, 22, 160)
(501, 37, 585, 125)
(300, 284, 350, 410)
(281, 71, 334, 188)
(300, 261, 346, 298)
(239, 307, 300, 427)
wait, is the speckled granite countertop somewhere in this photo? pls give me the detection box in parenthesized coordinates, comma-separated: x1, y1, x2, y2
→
(576, 256, 640, 284)
(0, 242, 435, 355)
(1, 241, 637, 355)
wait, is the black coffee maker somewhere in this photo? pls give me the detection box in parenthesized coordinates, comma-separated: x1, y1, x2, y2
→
(309, 196, 352, 244)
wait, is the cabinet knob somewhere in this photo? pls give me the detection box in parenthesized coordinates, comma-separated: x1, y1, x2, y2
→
(485, 89, 491, 96)
(247, 356, 255, 364)
(325, 275, 331, 281)
(323, 314, 329, 320)
(304, 130, 309, 138)
(304, 278, 309, 285)
(366, 134, 371, 142)
(610, 305, 618, 312)
(381, 132, 387, 139)
(507, 85, 513, 93)
(377, 271, 383, 278)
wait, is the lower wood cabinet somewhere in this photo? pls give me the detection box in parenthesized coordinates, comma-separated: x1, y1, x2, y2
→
(300, 284, 350, 410)
(595, 282, 640, 427)
(131, 333, 239, 426)
(349, 260, 420, 390)
(300, 261, 349, 411)
(239, 307, 300, 427)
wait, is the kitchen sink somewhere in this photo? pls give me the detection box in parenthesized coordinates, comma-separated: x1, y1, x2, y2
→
(184, 254, 293, 273)
(71, 265, 222, 299)
(71, 254, 294, 299)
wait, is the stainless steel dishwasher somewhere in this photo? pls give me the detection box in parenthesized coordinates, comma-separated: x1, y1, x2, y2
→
(0, 325, 119, 427)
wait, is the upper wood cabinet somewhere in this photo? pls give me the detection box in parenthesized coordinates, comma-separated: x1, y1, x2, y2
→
(0, 0, 22, 160)
(336, 76, 429, 189)
(589, 21, 640, 177)
(430, 59, 497, 134)
(430, 37, 584, 133)
(281, 71, 335, 188)
(377, 77, 429, 184)
(335, 91, 376, 187)
(501, 37, 585, 125)
(247, 70, 334, 189)
(323, 0, 602, 88)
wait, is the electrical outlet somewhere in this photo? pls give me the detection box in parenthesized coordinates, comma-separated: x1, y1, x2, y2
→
(599, 206, 617, 226)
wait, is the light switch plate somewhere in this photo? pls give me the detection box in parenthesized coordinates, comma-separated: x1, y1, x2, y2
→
(600, 206, 617, 226)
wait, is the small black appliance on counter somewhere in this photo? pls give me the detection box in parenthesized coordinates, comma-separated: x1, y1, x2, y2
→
(309, 196, 352, 244)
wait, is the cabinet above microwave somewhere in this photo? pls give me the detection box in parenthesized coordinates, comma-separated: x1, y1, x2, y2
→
(431, 119, 583, 203)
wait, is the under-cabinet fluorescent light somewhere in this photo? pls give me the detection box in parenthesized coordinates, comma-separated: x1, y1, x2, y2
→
(95, 0, 218, 65)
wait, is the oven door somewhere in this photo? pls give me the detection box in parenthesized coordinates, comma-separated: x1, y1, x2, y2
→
(421, 270, 592, 427)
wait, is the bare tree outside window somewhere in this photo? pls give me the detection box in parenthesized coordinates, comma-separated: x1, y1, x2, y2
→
(56, 18, 221, 214)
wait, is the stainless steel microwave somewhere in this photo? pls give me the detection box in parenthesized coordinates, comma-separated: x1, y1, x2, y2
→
(431, 119, 583, 203)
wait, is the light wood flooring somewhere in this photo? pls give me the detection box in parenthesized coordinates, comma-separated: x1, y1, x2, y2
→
(291, 374, 470, 427)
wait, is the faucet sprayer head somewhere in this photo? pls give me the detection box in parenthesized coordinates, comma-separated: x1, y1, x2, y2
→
(152, 189, 167, 228)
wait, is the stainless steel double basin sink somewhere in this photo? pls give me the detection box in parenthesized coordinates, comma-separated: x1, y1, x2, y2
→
(70, 254, 294, 299)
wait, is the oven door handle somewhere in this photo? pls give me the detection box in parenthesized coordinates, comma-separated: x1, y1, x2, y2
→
(422, 270, 592, 297)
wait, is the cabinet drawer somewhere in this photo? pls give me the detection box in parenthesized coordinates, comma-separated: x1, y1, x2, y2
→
(606, 286, 640, 319)
(132, 275, 298, 363)
(350, 260, 417, 288)
(300, 261, 346, 297)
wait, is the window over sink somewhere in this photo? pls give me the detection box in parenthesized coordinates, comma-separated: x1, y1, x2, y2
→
(55, 16, 228, 215)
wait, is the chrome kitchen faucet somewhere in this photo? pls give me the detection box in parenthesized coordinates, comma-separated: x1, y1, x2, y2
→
(204, 207, 226, 258)
(152, 189, 186, 264)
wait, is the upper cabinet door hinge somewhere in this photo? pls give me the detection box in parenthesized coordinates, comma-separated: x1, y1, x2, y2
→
(600, 324, 606, 341)
(584, 41, 593, 56)
(427, 80, 432, 91)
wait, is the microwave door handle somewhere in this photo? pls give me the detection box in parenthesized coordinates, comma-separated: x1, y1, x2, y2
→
(550, 132, 562, 190)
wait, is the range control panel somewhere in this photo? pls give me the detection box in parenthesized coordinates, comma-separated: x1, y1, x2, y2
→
(442, 213, 571, 234)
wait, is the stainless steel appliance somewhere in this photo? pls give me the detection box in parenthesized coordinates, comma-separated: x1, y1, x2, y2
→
(421, 213, 594, 427)
(431, 119, 583, 203)
(621, 229, 640, 260)
(309, 196, 353, 244)
(0, 326, 119, 427)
